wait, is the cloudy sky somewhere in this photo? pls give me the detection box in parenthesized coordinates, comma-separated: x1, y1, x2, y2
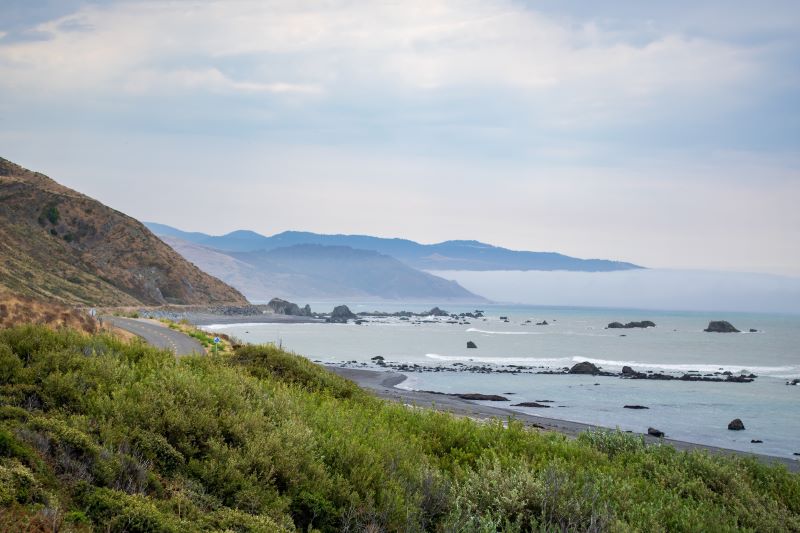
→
(1, 0, 798, 275)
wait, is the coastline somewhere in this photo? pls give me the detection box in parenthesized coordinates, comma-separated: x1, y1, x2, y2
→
(328, 365, 800, 472)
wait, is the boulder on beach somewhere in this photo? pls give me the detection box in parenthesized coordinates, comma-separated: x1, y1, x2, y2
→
(569, 361, 601, 374)
(648, 427, 665, 438)
(728, 418, 745, 431)
(705, 321, 740, 333)
(456, 393, 509, 401)
(467, 341, 477, 349)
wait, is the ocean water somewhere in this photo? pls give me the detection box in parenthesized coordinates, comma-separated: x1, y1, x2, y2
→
(203, 304, 800, 459)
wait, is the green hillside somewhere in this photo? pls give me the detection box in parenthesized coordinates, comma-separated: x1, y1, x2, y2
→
(0, 326, 798, 531)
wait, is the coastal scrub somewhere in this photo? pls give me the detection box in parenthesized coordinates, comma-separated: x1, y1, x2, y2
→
(0, 325, 798, 531)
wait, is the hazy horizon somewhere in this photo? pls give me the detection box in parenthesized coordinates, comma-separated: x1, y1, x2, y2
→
(2, 1, 798, 276)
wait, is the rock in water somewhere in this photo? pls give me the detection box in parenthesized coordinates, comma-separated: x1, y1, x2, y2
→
(704, 321, 740, 333)
(456, 393, 509, 401)
(728, 418, 745, 431)
(266, 297, 312, 316)
(329, 305, 357, 323)
(624, 405, 650, 409)
(648, 427, 665, 438)
(751, 439, 763, 443)
(512, 402, 551, 408)
(607, 320, 656, 329)
(466, 341, 477, 349)
(569, 361, 601, 374)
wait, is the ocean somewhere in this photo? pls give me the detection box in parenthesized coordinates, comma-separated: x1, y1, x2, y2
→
(202, 304, 800, 459)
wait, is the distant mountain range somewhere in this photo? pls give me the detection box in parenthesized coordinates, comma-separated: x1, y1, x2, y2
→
(147, 222, 642, 272)
(161, 236, 484, 302)
(0, 158, 247, 306)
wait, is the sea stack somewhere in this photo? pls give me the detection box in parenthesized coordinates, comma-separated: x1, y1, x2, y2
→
(704, 321, 740, 333)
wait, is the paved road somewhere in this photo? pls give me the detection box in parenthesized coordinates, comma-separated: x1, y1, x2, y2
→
(104, 316, 205, 356)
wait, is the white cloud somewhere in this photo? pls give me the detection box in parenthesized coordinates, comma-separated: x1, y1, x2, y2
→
(0, 0, 761, 124)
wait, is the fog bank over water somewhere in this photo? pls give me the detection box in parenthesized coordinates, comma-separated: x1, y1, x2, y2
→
(429, 269, 800, 314)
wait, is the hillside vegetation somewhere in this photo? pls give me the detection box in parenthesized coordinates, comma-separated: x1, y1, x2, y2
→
(0, 158, 247, 306)
(1, 326, 798, 531)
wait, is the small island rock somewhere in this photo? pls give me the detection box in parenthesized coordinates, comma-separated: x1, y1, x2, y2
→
(705, 321, 740, 333)
(328, 304, 357, 323)
(466, 341, 477, 349)
(728, 418, 745, 431)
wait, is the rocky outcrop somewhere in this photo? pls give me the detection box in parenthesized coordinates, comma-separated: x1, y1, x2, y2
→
(569, 361, 601, 374)
(647, 427, 665, 438)
(456, 393, 509, 401)
(427, 307, 449, 317)
(328, 305, 357, 323)
(728, 418, 745, 431)
(466, 341, 477, 349)
(607, 321, 656, 329)
(624, 405, 649, 409)
(512, 402, 551, 408)
(704, 321, 740, 333)
(265, 298, 312, 316)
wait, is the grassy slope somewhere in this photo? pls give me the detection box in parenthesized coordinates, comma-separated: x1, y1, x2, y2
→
(0, 157, 247, 306)
(0, 326, 798, 532)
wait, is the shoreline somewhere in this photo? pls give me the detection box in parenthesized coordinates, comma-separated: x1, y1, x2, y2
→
(328, 366, 799, 472)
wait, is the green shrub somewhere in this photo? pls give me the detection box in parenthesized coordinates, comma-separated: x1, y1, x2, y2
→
(0, 343, 23, 384)
(0, 325, 797, 532)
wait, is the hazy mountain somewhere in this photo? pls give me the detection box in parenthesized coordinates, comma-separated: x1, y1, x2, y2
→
(161, 236, 485, 302)
(0, 158, 248, 306)
(146, 223, 642, 272)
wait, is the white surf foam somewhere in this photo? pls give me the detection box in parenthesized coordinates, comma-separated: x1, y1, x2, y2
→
(424, 353, 567, 364)
(570, 356, 798, 375)
(465, 328, 542, 335)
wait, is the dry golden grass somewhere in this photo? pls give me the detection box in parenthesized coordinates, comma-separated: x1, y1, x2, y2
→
(0, 290, 97, 333)
(0, 157, 247, 306)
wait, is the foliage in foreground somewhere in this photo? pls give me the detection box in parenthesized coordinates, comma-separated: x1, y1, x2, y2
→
(0, 325, 798, 532)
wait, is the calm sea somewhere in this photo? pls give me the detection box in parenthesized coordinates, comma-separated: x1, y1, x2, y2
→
(203, 304, 800, 459)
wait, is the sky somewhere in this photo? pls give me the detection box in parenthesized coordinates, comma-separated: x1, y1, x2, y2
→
(1, 0, 798, 275)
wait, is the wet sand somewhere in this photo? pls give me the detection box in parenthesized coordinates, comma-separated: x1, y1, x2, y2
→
(328, 366, 799, 472)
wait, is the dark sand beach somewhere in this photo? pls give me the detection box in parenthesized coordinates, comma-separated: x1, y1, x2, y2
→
(329, 366, 800, 472)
